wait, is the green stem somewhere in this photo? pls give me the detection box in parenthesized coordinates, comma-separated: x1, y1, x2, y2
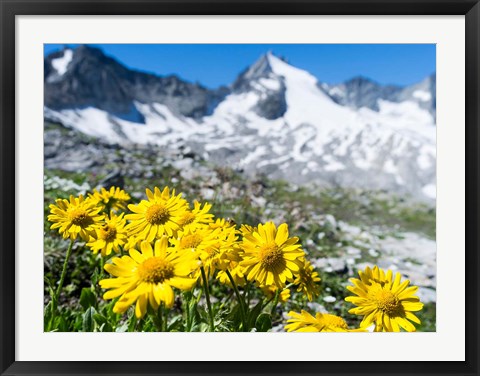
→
(200, 266, 215, 332)
(245, 280, 252, 307)
(99, 256, 105, 279)
(270, 289, 281, 317)
(151, 307, 162, 332)
(53, 238, 75, 306)
(225, 269, 247, 331)
(163, 306, 169, 332)
(185, 292, 191, 331)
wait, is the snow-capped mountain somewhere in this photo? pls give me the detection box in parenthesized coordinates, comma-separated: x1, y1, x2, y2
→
(44, 45, 436, 201)
(322, 74, 436, 120)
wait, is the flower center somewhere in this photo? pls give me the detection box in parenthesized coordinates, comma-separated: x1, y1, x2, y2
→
(179, 212, 196, 226)
(137, 257, 175, 284)
(68, 208, 92, 227)
(180, 234, 203, 250)
(375, 290, 401, 315)
(258, 242, 284, 269)
(100, 225, 117, 242)
(145, 204, 170, 225)
(323, 314, 349, 330)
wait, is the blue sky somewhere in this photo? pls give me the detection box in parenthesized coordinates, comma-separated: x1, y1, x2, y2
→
(44, 44, 435, 89)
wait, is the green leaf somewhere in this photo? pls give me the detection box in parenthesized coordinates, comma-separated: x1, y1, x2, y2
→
(167, 315, 183, 332)
(82, 307, 96, 332)
(44, 276, 55, 299)
(53, 315, 67, 332)
(94, 313, 113, 332)
(247, 300, 263, 330)
(79, 287, 97, 310)
(44, 301, 53, 331)
(255, 313, 272, 332)
(115, 322, 129, 333)
(128, 311, 139, 332)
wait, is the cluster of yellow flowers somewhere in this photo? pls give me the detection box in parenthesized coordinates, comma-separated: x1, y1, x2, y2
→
(48, 185, 424, 332)
(285, 264, 424, 332)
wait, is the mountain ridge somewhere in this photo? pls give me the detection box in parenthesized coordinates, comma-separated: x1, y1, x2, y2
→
(44, 45, 436, 202)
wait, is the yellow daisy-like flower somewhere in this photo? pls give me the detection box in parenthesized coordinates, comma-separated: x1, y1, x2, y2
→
(285, 310, 364, 332)
(48, 195, 104, 241)
(204, 224, 239, 272)
(178, 200, 214, 232)
(171, 226, 221, 257)
(260, 285, 291, 303)
(357, 265, 393, 287)
(209, 217, 236, 231)
(89, 186, 131, 212)
(294, 260, 321, 301)
(345, 265, 424, 332)
(216, 262, 246, 288)
(240, 222, 305, 288)
(100, 238, 198, 319)
(125, 187, 188, 242)
(172, 225, 238, 279)
(239, 224, 257, 236)
(86, 212, 127, 257)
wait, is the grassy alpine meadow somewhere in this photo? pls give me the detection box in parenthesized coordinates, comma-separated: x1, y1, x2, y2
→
(44, 171, 433, 333)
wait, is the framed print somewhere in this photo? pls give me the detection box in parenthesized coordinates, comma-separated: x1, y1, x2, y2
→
(1, 1, 479, 375)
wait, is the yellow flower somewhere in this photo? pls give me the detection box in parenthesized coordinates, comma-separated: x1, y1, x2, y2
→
(205, 223, 239, 272)
(216, 262, 246, 287)
(357, 265, 393, 286)
(100, 238, 198, 319)
(172, 225, 238, 279)
(345, 265, 424, 332)
(285, 310, 363, 332)
(89, 186, 131, 212)
(125, 187, 188, 242)
(240, 222, 305, 288)
(239, 223, 256, 236)
(48, 195, 104, 241)
(294, 260, 321, 301)
(260, 285, 291, 303)
(86, 212, 127, 256)
(178, 200, 214, 232)
(209, 217, 236, 231)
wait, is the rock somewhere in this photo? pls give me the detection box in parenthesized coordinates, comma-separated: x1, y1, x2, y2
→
(98, 169, 124, 189)
(368, 248, 379, 257)
(306, 302, 328, 313)
(323, 296, 336, 303)
(324, 214, 337, 229)
(313, 257, 347, 273)
(417, 287, 436, 303)
(200, 188, 215, 200)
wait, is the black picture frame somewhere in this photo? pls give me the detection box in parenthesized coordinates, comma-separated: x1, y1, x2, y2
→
(1, 1, 479, 375)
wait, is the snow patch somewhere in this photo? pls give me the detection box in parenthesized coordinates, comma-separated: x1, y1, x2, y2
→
(422, 184, 436, 199)
(323, 155, 345, 171)
(258, 78, 281, 91)
(328, 86, 345, 97)
(239, 146, 268, 167)
(384, 159, 397, 174)
(51, 49, 73, 76)
(413, 90, 432, 102)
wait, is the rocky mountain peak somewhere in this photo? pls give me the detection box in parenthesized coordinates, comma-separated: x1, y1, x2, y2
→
(44, 45, 227, 120)
(232, 53, 274, 91)
(244, 53, 273, 80)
